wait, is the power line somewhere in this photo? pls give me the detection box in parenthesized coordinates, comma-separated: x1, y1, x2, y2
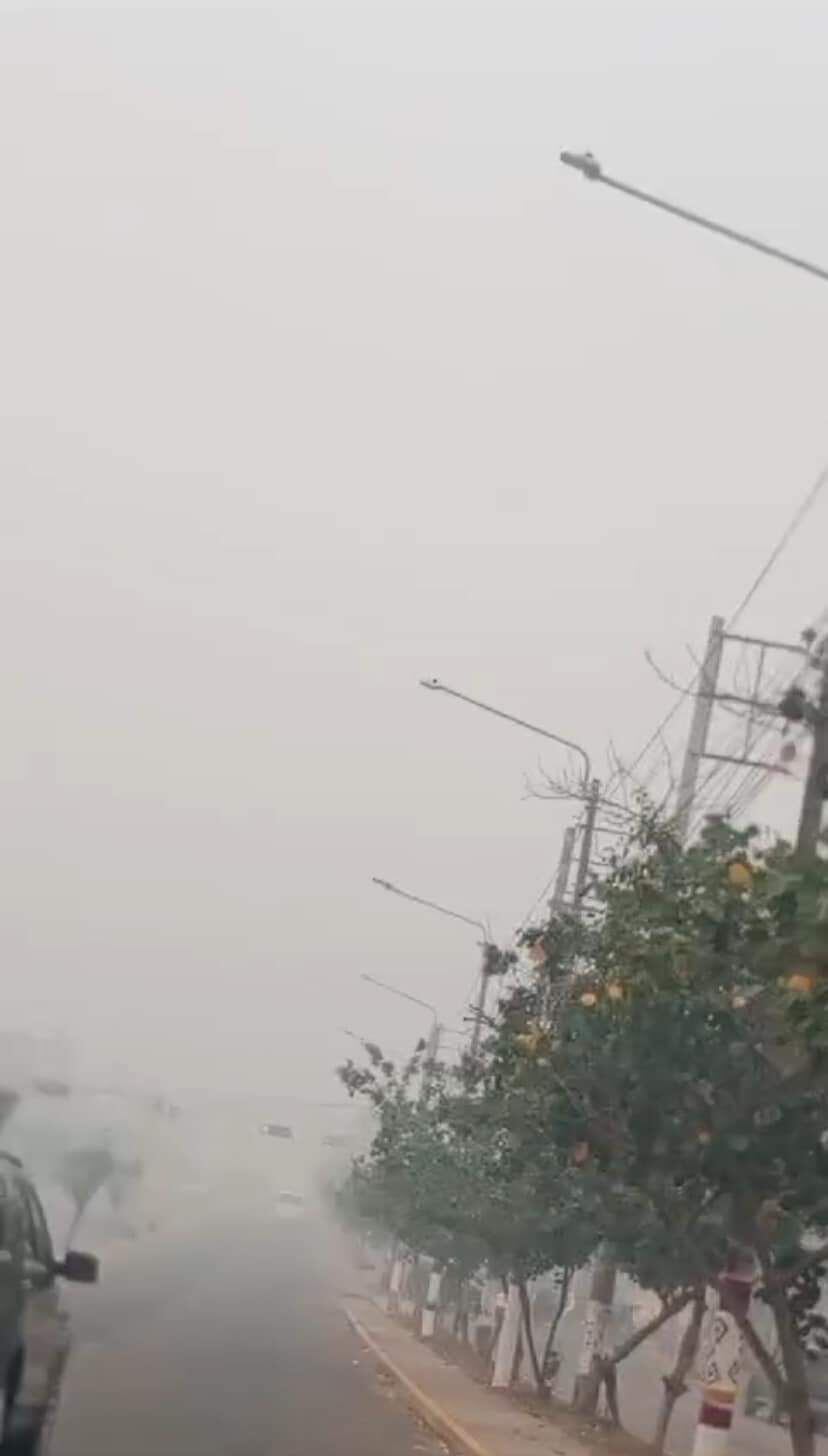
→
(727, 467, 828, 629)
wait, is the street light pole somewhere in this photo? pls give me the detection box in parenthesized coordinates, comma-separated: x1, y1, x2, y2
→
(371, 877, 496, 1057)
(559, 151, 828, 284)
(419, 679, 591, 787)
(360, 975, 441, 1098)
(419, 678, 597, 905)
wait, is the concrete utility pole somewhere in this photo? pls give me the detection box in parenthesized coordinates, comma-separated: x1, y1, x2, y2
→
(573, 780, 601, 901)
(420, 1018, 442, 1102)
(550, 826, 576, 912)
(796, 638, 828, 857)
(675, 616, 725, 843)
(673, 621, 809, 843)
(469, 943, 504, 1058)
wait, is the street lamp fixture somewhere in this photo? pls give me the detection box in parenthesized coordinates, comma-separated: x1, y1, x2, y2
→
(560, 150, 828, 284)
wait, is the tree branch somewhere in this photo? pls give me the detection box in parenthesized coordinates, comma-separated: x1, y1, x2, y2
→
(734, 1311, 785, 1396)
(609, 1289, 694, 1367)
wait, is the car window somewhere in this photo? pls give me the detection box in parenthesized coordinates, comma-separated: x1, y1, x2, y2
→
(22, 1186, 53, 1267)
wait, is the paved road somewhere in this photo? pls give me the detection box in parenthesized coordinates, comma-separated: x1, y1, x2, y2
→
(49, 1192, 445, 1456)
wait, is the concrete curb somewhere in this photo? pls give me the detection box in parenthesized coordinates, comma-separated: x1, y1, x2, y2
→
(343, 1303, 494, 1456)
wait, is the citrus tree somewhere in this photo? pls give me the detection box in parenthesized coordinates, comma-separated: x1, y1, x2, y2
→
(515, 812, 828, 1456)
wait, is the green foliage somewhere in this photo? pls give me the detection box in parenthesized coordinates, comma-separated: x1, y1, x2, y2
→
(515, 812, 828, 1385)
(338, 810, 828, 1435)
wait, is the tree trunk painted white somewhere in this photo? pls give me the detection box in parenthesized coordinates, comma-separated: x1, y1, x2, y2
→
(577, 1295, 613, 1377)
(400, 1258, 415, 1318)
(422, 1269, 442, 1338)
(386, 1257, 404, 1312)
(491, 1282, 522, 1388)
(690, 1262, 752, 1456)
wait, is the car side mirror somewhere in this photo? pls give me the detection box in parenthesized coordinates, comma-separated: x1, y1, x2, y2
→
(58, 1251, 99, 1284)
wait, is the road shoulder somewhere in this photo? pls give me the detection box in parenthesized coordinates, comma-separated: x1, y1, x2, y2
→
(343, 1296, 598, 1456)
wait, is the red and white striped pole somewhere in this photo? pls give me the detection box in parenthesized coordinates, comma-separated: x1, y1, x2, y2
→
(691, 1251, 754, 1456)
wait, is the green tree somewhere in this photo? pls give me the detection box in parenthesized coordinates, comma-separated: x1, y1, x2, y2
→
(340, 1040, 597, 1393)
(516, 811, 828, 1455)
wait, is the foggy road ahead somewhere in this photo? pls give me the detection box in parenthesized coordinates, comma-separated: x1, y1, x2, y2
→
(50, 1192, 443, 1456)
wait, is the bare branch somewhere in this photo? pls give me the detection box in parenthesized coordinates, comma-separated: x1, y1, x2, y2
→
(645, 649, 697, 699)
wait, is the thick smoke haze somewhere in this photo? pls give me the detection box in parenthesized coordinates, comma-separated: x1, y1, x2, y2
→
(0, 1, 827, 1099)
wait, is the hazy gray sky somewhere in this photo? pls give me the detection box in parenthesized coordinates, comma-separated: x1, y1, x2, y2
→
(1, 1, 827, 1098)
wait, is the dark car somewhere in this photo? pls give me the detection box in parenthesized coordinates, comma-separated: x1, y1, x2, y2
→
(0, 1153, 98, 1452)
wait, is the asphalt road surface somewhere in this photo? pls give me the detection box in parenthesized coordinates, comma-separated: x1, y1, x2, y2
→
(49, 1188, 445, 1456)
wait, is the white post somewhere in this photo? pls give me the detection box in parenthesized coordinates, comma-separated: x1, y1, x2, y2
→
(387, 1256, 404, 1312)
(491, 1282, 522, 1388)
(400, 1256, 416, 1318)
(421, 1269, 442, 1338)
(690, 1258, 753, 1456)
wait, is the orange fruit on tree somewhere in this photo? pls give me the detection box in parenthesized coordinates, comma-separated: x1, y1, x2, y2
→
(727, 862, 753, 891)
(786, 971, 816, 995)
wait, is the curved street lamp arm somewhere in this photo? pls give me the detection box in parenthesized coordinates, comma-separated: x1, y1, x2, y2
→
(360, 973, 438, 1019)
(371, 877, 488, 938)
(419, 679, 591, 785)
(560, 151, 828, 285)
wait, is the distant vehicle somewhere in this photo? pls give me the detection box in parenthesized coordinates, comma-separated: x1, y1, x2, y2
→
(31, 1079, 71, 1100)
(322, 1135, 349, 1149)
(260, 1123, 293, 1140)
(0, 1152, 98, 1452)
(275, 1191, 306, 1222)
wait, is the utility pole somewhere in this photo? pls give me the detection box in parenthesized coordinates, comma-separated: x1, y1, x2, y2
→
(675, 616, 725, 842)
(673, 623, 808, 843)
(420, 1020, 442, 1102)
(469, 944, 504, 1058)
(550, 826, 576, 912)
(796, 638, 828, 857)
(573, 780, 600, 901)
(569, 786, 618, 1414)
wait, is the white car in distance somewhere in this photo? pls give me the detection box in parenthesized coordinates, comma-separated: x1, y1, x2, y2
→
(275, 1190, 306, 1222)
